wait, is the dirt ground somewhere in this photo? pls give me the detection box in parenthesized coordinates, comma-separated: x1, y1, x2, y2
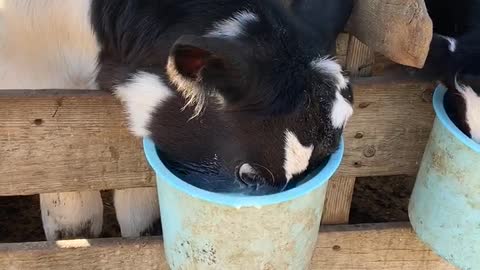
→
(349, 175, 415, 224)
(0, 175, 415, 243)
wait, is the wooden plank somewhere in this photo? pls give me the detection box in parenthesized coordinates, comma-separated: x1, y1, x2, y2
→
(340, 76, 436, 177)
(0, 74, 436, 196)
(0, 92, 155, 195)
(335, 33, 351, 68)
(0, 237, 168, 270)
(0, 223, 455, 270)
(312, 223, 457, 270)
(345, 36, 375, 77)
(346, 0, 433, 69)
(322, 36, 376, 225)
(322, 175, 355, 225)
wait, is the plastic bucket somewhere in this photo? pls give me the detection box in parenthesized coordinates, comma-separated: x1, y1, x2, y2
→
(409, 86, 480, 270)
(143, 137, 344, 270)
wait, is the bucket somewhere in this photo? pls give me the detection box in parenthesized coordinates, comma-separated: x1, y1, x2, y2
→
(143, 137, 344, 270)
(409, 86, 480, 270)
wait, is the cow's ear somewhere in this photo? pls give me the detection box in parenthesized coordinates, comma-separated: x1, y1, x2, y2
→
(167, 35, 250, 116)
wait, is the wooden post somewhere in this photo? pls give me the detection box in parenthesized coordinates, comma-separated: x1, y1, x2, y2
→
(346, 0, 433, 68)
(280, 0, 432, 68)
(322, 175, 356, 224)
(322, 35, 375, 225)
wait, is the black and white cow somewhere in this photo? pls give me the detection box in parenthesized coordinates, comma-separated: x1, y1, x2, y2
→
(0, 0, 353, 239)
(423, 0, 480, 143)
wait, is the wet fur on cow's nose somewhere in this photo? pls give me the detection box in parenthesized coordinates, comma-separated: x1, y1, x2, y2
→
(161, 152, 287, 196)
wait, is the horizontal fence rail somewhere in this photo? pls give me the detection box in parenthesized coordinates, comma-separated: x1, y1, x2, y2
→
(0, 72, 436, 196)
(0, 223, 455, 270)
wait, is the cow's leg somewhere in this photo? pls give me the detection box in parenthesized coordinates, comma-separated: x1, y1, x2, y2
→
(114, 188, 161, 237)
(40, 191, 103, 240)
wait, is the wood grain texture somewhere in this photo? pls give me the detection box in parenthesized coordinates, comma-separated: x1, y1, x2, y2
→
(0, 74, 436, 196)
(346, 0, 433, 68)
(311, 223, 457, 270)
(0, 223, 455, 270)
(340, 76, 436, 177)
(323, 36, 376, 225)
(345, 36, 375, 77)
(0, 237, 168, 270)
(321, 175, 356, 225)
(335, 33, 351, 68)
(0, 92, 155, 195)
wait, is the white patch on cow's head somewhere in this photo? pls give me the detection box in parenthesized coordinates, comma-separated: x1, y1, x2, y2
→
(206, 11, 259, 38)
(456, 81, 480, 143)
(439, 35, 457, 52)
(283, 130, 314, 182)
(311, 57, 349, 90)
(331, 91, 354, 129)
(114, 72, 173, 137)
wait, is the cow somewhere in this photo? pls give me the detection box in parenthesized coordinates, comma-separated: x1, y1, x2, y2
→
(423, 0, 480, 143)
(0, 0, 353, 239)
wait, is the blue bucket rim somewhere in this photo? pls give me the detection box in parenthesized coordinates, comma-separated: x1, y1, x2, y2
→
(433, 85, 480, 153)
(143, 136, 344, 208)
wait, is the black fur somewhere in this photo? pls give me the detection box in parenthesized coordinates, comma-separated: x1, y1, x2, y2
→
(290, 0, 353, 51)
(92, 0, 353, 195)
(423, 0, 480, 139)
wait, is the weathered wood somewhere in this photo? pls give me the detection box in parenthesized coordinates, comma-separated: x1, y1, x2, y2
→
(0, 74, 436, 196)
(323, 36, 376, 225)
(346, 0, 433, 69)
(0, 92, 155, 195)
(322, 175, 355, 225)
(0, 237, 168, 270)
(345, 36, 375, 77)
(0, 223, 455, 270)
(335, 33, 351, 68)
(340, 75, 436, 177)
(312, 223, 456, 270)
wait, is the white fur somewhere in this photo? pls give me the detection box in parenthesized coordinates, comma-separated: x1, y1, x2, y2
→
(311, 57, 353, 128)
(166, 56, 228, 119)
(114, 72, 173, 137)
(166, 56, 207, 118)
(283, 130, 314, 182)
(439, 35, 457, 52)
(206, 11, 259, 38)
(331, 91, 354, 129)
(0, 0, 103, 241)
(456, 83, 480, 143)
(40, 191, 103, 241)
(114, 188, 160, 237)
(311, 57, 349, 90)
(0, 0, 99, 89)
